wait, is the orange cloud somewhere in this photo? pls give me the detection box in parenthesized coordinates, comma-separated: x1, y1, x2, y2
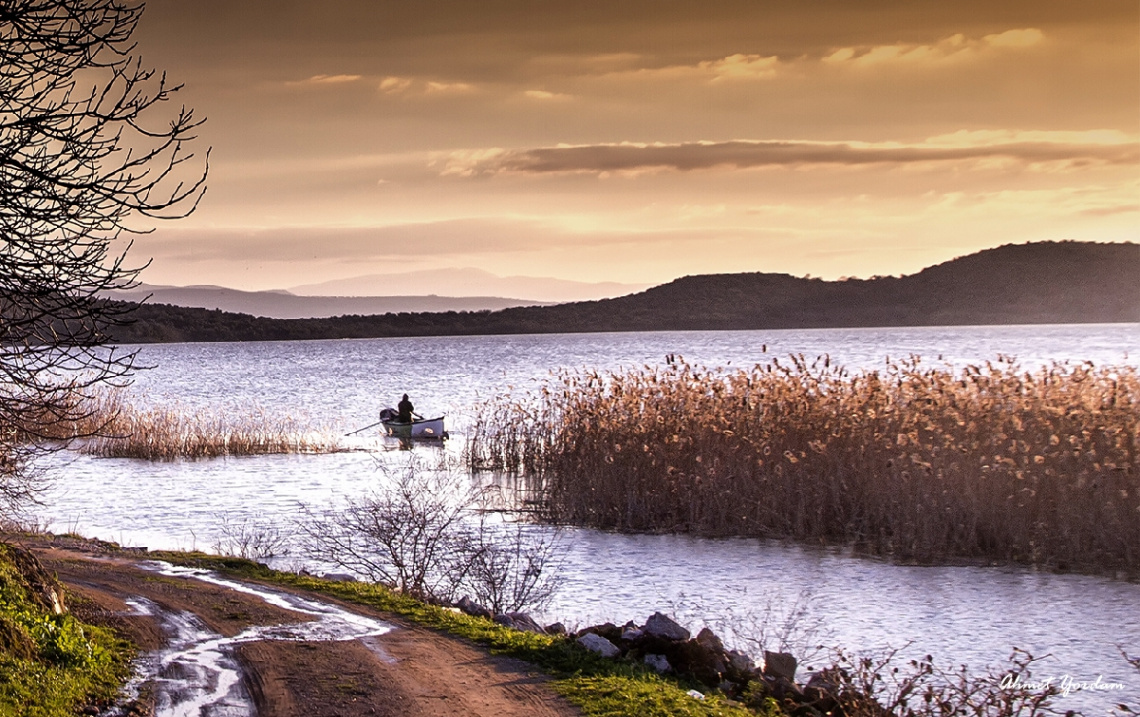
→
(286, 73, 363, 86)
(379, 76, 413, 93)
(823, 28, 1044, 68)
(444, 136, 1138, 175)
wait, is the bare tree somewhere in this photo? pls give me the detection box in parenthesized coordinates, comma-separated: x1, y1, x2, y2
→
(0, 0, 206, 512)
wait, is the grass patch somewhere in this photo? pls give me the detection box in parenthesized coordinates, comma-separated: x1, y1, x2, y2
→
(56, 390, 340, 460)
(156, 551, 775, 717)
(0, 544, 133, 717)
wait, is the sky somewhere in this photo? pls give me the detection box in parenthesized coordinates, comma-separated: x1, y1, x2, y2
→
(128, 0, 1139, 296)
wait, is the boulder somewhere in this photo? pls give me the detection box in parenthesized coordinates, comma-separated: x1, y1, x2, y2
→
(644, 612, 690, 641)
(577, 632, 621, 658)
(695, 627, 724, 653)
(621, 625, 644, 642)
(763, 651, 798, 681)
(505, 612, 545, 634)
(456, 596, 493, 620)
(320, 572, 357, 582)
(664, 639, 726, 688)
(578, 622, 623, 644)
(726, 649, 753, 674)
(644, 653, 671, 673)
(494, 612, 545, 634)
(544, 622, 567, 636)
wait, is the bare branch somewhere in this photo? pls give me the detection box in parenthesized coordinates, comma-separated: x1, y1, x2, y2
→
(1, 0, 208, 512)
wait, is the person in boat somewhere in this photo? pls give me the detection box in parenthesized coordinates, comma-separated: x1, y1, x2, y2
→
(397, 393, 415, 423)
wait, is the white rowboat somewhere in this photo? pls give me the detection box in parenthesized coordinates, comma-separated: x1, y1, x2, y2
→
(380, 414, 446, 439)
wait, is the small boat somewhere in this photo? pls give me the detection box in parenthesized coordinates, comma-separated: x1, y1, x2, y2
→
(379, 408, 447, 439)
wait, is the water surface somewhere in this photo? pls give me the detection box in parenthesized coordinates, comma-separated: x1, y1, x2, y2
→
(38, 324, 1140, 713)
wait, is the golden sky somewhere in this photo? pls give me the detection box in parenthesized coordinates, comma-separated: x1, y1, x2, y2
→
(132, 0, 1139, 295)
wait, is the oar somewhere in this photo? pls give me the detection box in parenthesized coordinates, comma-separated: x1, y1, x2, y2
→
(344, 419, 386, 437)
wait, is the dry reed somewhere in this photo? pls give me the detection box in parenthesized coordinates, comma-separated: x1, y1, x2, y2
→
(466, 355, 1140, 575)
(65, 391, 339, 460)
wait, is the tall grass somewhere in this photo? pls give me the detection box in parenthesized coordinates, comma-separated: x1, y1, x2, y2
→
(64, 391, 339, 460)
(466, 356, 1140, 574)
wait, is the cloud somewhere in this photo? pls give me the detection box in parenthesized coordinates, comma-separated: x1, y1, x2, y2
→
(822, 28, 1044, 69)
(983, 28, 1045, 48)
(1080, 204, 1140, 217)
(138, 218, 695, 267)
(286, 74, 363, 86)
(524, 89, 572, 100)
(698, 53, 780, 81)
(425, 80, 476, 93)
(379, 76, 413, 93)
(606, 53, 782, 84)
(441, 136, 1139, 176)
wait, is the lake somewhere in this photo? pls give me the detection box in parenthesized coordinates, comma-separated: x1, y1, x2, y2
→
(35, 323, 1140, 712)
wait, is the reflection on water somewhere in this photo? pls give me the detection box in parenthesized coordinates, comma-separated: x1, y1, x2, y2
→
(37, 325, 1140, 713)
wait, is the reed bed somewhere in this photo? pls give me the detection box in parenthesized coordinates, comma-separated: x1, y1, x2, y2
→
(71, 391, 339, 460)
(466, 355, 1140, 574)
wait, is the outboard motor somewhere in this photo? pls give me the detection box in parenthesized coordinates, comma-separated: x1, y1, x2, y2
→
(379, 407, 398, 422)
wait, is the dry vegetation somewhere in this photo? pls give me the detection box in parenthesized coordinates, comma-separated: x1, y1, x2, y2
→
(47, 391, 339, 460)
(466, 355, 1140, 574)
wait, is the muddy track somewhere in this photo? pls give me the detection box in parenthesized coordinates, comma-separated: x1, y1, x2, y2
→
(29, 545, 579, 717)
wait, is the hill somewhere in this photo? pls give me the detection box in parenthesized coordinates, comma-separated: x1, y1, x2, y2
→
(108, 241, 1139, 343)
(103, 284, 547, 319)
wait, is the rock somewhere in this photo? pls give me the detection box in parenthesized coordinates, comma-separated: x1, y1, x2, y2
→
(664, 639, 726, 688)
(320, 572, 357, 582)
(578, 622, 623, 644)
(456, 596, 493, 619)
(577, 632, 621, 658)
(805, 667, 842, 696)
(621, 626, 644, 642)
(644, 653, 671, 673)
(763, 650, 798, 681)
(544, 622, 567, 635)
(492, 612, 544, 634)
(644, 612, 690, 641)
(802, 670, 848, 711)
(505, 612, 545, 634)
(726, 649, 753, 674)
(695, 627, 724, 653)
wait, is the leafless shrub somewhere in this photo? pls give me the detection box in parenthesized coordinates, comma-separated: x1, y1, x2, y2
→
(668, 586, 831, 666)
(297, 462, 562, 611)
(795, 647, 1065, 717)
(211, 514, 289, 560)
(464, 516, 563, 614)
(1114, 649, 1139, 715)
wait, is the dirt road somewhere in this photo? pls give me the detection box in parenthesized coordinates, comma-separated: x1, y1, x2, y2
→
(29, 543, 579, 717)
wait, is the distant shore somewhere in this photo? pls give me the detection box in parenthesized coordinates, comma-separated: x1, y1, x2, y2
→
(109, 241, 1138, 344)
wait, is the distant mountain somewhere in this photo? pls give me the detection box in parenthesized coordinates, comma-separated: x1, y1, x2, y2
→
(109, 242, 1139, 344)
(288, 268, 650, 303)
(104, 284, 546, 319)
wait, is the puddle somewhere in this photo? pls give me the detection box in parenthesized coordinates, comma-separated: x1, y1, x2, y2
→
(106, 562, 392, 717)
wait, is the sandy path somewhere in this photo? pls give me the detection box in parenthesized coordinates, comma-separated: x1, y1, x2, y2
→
(29, 544, 578, 717)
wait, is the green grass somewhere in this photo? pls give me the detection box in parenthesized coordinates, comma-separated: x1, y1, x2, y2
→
(156, 551, 777, 717)
(0, 544, 133, 717)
